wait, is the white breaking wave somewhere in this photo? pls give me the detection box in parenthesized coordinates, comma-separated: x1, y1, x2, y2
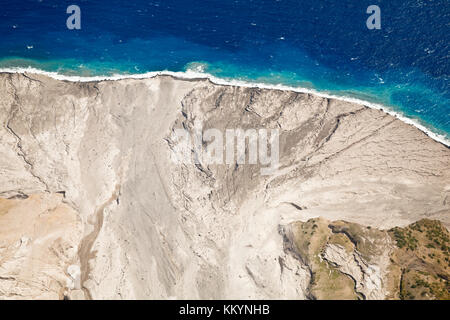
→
(1, 65, 448, 147)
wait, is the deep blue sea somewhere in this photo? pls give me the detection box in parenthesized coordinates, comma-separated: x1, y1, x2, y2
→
(0, 0, 448, 140)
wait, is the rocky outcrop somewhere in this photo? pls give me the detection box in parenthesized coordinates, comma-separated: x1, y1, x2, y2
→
(280, 218, 449, 300)
(0, 72, 449, 299)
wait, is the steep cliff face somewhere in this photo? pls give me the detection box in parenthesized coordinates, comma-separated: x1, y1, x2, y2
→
(0, 72, 449, 299)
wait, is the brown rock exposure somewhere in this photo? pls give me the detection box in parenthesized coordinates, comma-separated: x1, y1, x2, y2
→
(0, 72, 449, 299)
(281, 218, 449, 300)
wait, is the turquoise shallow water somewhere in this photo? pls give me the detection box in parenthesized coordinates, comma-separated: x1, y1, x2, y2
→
(0, 0, 448, 140)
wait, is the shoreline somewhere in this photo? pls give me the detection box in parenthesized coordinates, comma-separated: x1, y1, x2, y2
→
(1, 66, 449, 148)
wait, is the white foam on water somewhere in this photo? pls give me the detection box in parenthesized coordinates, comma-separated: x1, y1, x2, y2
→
(1, 66, 448, 147)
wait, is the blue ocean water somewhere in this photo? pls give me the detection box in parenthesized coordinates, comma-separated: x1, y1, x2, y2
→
(0, 0, 448, 140)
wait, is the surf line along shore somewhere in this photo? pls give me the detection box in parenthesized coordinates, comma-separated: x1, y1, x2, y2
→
(1, 67, 448, 147)
(178, 304, 270, 317)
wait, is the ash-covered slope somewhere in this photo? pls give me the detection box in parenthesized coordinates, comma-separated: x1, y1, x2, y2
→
(0, 72, 449, 299)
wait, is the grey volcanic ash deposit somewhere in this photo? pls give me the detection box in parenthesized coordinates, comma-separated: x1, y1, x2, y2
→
(0, 73, 449, 299)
